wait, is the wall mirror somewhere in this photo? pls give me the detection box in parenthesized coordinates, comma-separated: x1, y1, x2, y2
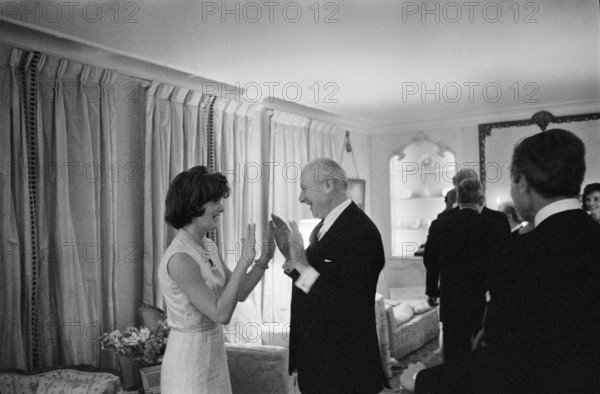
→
(390, 131, 455, 257)
(479, 111, 600, 211)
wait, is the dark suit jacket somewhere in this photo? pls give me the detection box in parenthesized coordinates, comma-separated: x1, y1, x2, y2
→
(424, 208, 509, 325)
(287, 202, 385, 394)
(510, 225, 522, 239)
(425, 206, 510, 297)
(483, 209, 600, 392)
(438, 205, 510, 227)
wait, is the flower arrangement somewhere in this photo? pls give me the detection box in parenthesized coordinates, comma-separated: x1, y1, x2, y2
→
(100, 320, 170, 365)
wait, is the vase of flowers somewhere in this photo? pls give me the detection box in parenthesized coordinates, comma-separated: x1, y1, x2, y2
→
(100, 320, 170, 365)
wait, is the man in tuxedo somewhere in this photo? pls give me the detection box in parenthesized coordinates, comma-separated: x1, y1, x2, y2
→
(425, 169, 510, 307)
(411, 129, 600, 393)
(424, 179, 509, 365)
(271, 158, 386, 394)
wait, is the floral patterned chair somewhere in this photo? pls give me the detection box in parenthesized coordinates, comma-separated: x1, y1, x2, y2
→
(0, 364, 123, 394)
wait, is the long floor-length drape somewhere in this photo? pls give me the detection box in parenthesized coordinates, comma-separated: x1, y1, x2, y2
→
(0, 47, 27, 370)
(142, 83, 213, 307)
(2, 48, 118, 369)
(215, 100, 266, 314)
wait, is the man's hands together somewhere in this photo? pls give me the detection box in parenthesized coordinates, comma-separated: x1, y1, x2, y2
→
(270, 214, 309, 272)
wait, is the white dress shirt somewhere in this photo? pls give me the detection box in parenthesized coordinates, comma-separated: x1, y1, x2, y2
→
(294, 199, 352, 294)
(534, 198, 581, 227)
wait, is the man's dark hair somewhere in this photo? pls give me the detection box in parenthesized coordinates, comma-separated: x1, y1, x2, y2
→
(457, 179, 484, 205)
(510, 129, 585, 198)
(164, 166, 230, 229)
(444, 189, 457, 210)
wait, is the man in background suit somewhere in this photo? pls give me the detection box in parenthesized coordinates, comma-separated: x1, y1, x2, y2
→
(437, 168, 509, 225)
(411, 129, 600, 393)
(424, 179, 509, 365)
(425, 169, 510, 307)
(271, 158, 386, 394)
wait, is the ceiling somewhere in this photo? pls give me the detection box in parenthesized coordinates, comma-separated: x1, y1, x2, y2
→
(2, 0, 599, 133)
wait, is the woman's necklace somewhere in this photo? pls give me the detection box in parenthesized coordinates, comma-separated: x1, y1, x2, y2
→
(179, 229, 215, 267)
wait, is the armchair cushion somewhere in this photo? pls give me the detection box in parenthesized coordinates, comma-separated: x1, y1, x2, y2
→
(390, 302, 415, 327)
(389, 286, 435, 314)
(410, 299, 434, 315)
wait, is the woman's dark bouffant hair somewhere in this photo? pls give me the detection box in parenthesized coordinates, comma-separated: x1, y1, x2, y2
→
(582, 183, 600, 210)
(164, 166, 230, 229)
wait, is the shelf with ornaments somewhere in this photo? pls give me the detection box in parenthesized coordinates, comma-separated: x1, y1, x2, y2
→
(389, 131, 456, 257)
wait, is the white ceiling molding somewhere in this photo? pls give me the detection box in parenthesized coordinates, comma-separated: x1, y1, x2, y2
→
(373, 99, 600, 135)
(0, 18, 245, 102)
(1, 1, 598, 137)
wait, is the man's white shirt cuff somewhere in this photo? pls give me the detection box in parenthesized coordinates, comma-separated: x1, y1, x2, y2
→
(295, 266, 320, 294)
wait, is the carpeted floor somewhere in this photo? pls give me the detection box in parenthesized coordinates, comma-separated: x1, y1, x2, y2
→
(380, 339, 442, 393)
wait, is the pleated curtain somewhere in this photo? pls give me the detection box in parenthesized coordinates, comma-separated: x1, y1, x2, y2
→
(1, 48, 118, 369)
(263, 111, 343, 324)
(215, 100, 267, 319)
(142, 83, 212, 307)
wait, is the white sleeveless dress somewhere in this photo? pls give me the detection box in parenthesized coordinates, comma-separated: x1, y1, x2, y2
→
(159, 230, 232, 394)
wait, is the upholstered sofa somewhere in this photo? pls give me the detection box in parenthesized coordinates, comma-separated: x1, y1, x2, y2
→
(0, 364, 123, 394)
(384, 287, 440, 360)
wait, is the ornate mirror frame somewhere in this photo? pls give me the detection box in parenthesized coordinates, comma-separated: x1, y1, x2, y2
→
(478, 110, 600, 187)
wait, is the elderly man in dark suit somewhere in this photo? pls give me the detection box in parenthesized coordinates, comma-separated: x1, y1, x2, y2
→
(424, 179, 509, 365)
(406, 129, 600, 393)
(271, 158, 386, 394)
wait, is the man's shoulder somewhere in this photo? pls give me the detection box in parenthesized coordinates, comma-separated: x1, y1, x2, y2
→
(482, 207, 507, 221)
(538, 209, 600, 237)
(436, 206, 459, 220)
(436, 216, 456, 230)
(339, 202, 380, 232)
(481, 207, 510, 230)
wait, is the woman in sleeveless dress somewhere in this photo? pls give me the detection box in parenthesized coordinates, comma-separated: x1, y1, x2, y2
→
(159, 166, 274, 394)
